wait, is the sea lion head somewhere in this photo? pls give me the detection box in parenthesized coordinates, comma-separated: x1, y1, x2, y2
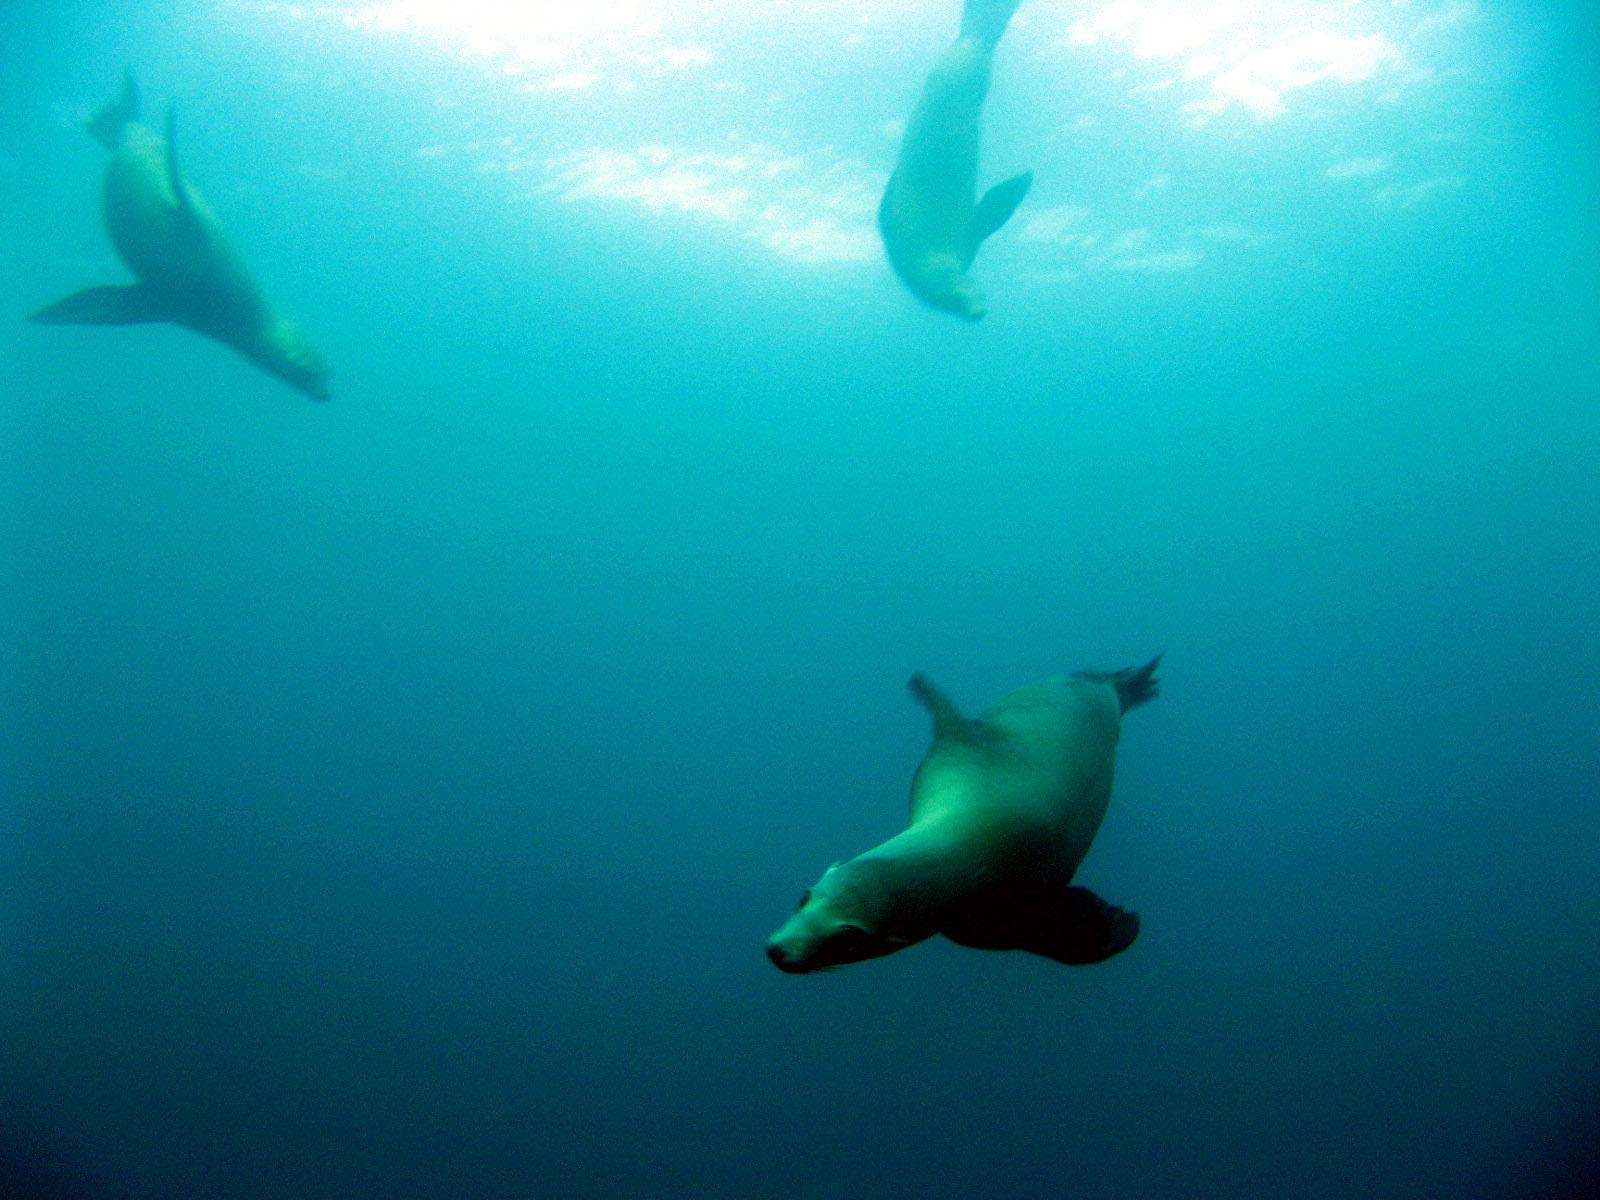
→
(765, 859, 917, 974)
(252, 315, 331, 401)
(911, 255, 987, 322)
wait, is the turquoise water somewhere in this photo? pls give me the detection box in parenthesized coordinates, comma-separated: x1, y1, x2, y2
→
(3, 2, 1597, 1198)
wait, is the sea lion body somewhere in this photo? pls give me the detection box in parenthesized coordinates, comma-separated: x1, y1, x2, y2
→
(766, 659, 1159, 973)
(30, 73, 329, 401)
(878, 0, 1032, 320)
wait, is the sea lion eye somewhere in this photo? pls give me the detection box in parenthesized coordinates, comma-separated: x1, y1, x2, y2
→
(796, 889, 812, 909)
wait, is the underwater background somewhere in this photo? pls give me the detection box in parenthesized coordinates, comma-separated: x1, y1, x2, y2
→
(2, 1, 1597, 1198)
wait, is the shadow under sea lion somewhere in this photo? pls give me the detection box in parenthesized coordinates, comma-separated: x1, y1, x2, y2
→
(29, 72, 329, 401)
(767, 657, 1160, 974)
(878, 0, 1032, 320)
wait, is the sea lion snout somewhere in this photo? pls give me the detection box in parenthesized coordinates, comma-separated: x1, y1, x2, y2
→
(256, 320, 332, 401)
(765, 918, 825, 974)
(766, 898, 900, 974)
(944, 280, 987, 321)
(765, 941, 806, 973)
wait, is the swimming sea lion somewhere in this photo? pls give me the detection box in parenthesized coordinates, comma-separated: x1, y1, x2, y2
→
(29, 72, 329, 401)
(766, 658, 1159, 973)
(878, 0, 1032, 320)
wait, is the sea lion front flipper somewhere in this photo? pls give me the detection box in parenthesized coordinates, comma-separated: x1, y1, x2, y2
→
(29, 285, 171, 325)
(877, 169, 899, 229)
(164, 104, 197, 215)
(87, 69, 140, 150)
(162, 106, 214, 262)
(908, 674, 972, 742)
(1028, 886, 1139, 965)
(943, 882, 1139, 965)
(971, 170, 1032, 246)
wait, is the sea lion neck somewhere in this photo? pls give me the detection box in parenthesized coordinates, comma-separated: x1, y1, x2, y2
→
(845, 825, 984, 934)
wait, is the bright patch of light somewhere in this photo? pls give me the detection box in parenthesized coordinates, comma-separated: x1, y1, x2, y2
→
(542, 143, 881, 266)
(1326, 155, 1389, 180)
(1017, 210, 1216, 276)
(255, 0, 923, 83)
(1195, 224, 1271, 248)
(267, 0, 718, 89)
(1132, 173, 1172, 201)
(1019, 206, 1093, 245)
(244, 0, 1480, 272)
(331, 1, 655, 50)
(1371, 175, 1465, 210)
(1112, 247, 1205, 272)
(1065, 0, 1413, 120)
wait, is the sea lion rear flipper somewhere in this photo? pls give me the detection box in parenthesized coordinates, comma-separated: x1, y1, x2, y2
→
(1030, 886, 1139, 965)
(29, 285, 171, 325)
(908, 674, 972, 741)
(971, 170, 1032, 246)
(960, 0, 1025, 46)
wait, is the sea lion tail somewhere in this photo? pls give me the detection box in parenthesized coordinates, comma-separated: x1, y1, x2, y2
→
(960, 0, 1024, 45)
(88, 69, 140, 150)
(1077, 655, 1162, 714)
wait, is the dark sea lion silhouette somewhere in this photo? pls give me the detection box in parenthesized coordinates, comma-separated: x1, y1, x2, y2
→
(767, 658, 1160, 973)
(878, 0, 1032, 320)
(30, 72, 329, 401)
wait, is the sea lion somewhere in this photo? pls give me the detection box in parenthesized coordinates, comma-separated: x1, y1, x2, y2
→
(29, 72, 329, 401)
(878, 0, 1032, 320)
(766, 658, 1159, 974)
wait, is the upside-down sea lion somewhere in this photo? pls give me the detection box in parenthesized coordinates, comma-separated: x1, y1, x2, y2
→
(878, 0, 1032, 320)
(767, 658, 1159, 973)
(29, 72, 329, 401)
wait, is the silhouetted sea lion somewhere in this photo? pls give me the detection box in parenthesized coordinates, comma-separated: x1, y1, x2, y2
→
(878, 0, 1032, 320)
(29, 72, 329, 400)
(767, 658, 1159, 973)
